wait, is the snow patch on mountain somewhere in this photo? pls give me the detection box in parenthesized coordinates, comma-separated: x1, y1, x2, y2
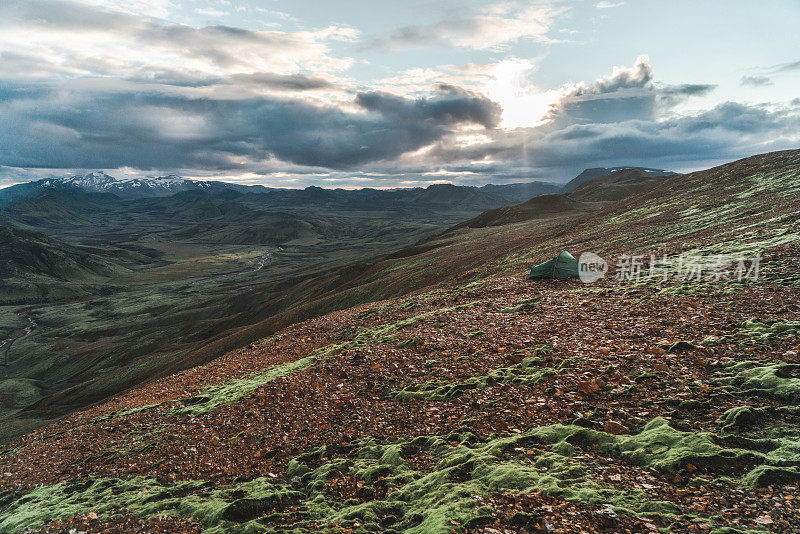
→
(32, 172, 217, 198)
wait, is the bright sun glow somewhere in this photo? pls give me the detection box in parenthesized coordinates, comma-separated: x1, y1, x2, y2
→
(484, 58, 560, 129)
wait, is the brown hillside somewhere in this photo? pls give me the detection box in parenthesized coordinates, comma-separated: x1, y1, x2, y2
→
(2, 150, 800, 533)
(568, 167, 672, 202)
(453, 193, 594, 229)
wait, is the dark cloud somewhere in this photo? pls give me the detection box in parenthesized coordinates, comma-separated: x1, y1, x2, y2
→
(657, 83, 717, 108)
(355, 88, 501, 129)
(0, 83, 500, 171)
(423, 100, 800, 180)
(546, 55, 655, 124)
(660, 84, 717, 96)
(567, 54, 653, 96)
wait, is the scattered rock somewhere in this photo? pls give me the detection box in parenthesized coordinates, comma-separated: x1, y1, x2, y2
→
(603, 420, 630, 435)
(577, 380, 601, 394)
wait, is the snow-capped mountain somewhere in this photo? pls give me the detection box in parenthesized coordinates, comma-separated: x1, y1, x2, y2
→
(47, 172, 207, 197)
(61, 171, 119, 190)
(0, 172, 265, 206)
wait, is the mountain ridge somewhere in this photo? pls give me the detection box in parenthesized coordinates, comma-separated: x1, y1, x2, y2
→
(561, 166, 677, 193)
(0, 166, 670, 209)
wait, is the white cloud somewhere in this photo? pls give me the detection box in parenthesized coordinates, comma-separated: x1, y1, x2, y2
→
(0, 0, 357, 78)
(365, 1, 567, 51)
(441, 3, 565, 50)
(194, 8, 229, 17)
(84, 0, 176, 18)
(596, 1, 624, 8)
(562, 54, 653, 97)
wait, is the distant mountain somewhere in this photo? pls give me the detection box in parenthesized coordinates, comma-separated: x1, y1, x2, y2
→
(453, 193, 594, 229)
(0, 172, 272, 207)
(476, 181, 562, 204)
(0, 168, 677, 220)
(561, 167, 677, 193)
(568, 168, 673, 202)
(222, 183, 509, 212)
(1, 172, 563, 211)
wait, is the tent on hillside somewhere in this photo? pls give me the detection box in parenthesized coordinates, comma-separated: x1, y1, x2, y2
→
(527, 250, 579, 279)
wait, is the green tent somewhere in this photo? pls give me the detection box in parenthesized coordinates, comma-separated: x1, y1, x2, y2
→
(527, 250, 579, 279)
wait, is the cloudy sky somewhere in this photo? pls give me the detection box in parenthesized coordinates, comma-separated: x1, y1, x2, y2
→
(1, 0, 798, 188)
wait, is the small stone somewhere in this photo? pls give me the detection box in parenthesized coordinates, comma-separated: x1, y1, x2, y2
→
(577, 380, 601, 394)
(754, 515, 774, 525)
(595, 506, 619, 526)
(604, 420, 630, 435)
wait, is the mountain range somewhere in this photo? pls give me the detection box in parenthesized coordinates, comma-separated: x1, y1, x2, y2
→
(0, 170, 590, 209)
(0, 172, 270, 207)
(0, 166, 677, 218)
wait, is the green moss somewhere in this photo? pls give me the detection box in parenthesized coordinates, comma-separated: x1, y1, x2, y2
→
(525, 417, 800, 488)
(700, 335, 724, 347)
(613, 418, 762, 478)
(171, 352, 323, 417)
(499, 297, 540, 313)
(730, 364, 800, 403)
(710, 528, 768, 534)
(739, 318, 800, 342)
(10, 475, 307, 533)
(389, 355, 556, 401)
(741, 465, 800, 488)
(721, 405, 800, 439)
(91, 403, 162, 423)
(7, 416, 799, 532)
(292, 427, 682, 532)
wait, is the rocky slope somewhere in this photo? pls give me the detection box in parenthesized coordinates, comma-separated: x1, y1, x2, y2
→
(1, 150, 800, 533)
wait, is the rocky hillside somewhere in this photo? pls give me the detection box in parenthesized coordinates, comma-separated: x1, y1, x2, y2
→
(1, 150, 800, 533)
